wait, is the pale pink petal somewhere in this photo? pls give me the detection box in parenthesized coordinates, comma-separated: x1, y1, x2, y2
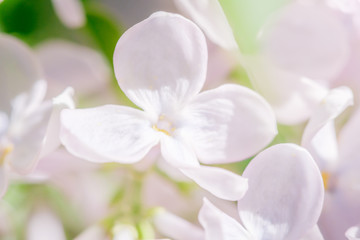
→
(301, 86, 353, 170)
(75, 225, 110, 240)
(113, 12, 207, 116)
(301, 225, 324, 240)
(7, 82, 53, 174)
(60, 105, 160, 163)
(40, 87, 75, 158)
(0, 165, 8, 198)
(181, 165, 248, 201)
(51, 0, 86, 28)
(259, 2, 350, 81)
(199, 198, 251, 240)
(113, 224, 138, 240)
(245, 55, 328, 125)
(160, 135, 199, 168)
(238, 144, 324, 240)
(0, 112, 8, 136)
(0, 34, 43, 113)
(338, 107, 360, 163)
(346, 224, 360, 240)
(36, 40, 110, 97)
(180, 84, 277, 164)
(173, 0, 238, 50)
(153, 210, 204, 240)
(26, 208, 66, 240)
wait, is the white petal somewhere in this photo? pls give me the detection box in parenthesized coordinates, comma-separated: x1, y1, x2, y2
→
(0, 34, 43, 114)
(7, 82, 53, 174)
(113, 224, 138, 240)
(301, 86, 353, 170)
(113, 12, 207, 115)
(181, 165, 248, 201)
(160, 135, 199, 168)
(0, 112, 8, 136)
(36, 40, 110, 96)
(60, 105, 160, 163)
(301, 225, 324, 240)
(153, 210, 204, 240)
(199, 198, 251, 240)
(26, 208, 66, 240)
(74, 225, 110, 240)
(259, 2, 350, 80)
(40, 87, 75, 158)
(180, 84, 277, 164)
(238, 144, 324, 240)
(245, 55, 328, 125)
(346, 225, 360, 240)
(339, 107, 360, 163)
(173, 0, 238, 50)
(0, 165, 8, 198)
(51, 0, 86, 28)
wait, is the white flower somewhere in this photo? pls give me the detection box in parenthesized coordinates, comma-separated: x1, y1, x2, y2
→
(0, 34, 74, 197)
(60, 12, 277, 200)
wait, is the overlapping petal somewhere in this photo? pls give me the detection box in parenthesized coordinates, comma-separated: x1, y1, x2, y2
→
(7, 81, 53, 174)
(173, 0, 238, 50)
(199, 198, 251, 240)
(181, 165, 248, 201)
(301, 86, 353, 169)
(238, 144, 324, 240)
(113, 12, 207, 116)
(245, 56, 328, 124)
(153, 210, 204, 240)
(180, 84, 277, 164)
(160, 135, 199, 168)
(60, 105, 160, 163)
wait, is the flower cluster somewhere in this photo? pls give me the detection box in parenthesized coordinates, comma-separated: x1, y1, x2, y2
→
(0, 0, 359, 239)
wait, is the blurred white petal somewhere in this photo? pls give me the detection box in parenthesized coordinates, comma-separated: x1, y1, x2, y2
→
(173, 0, 238, 50)
(51, 0, 86, 28)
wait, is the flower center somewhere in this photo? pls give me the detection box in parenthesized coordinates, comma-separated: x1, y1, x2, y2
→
(321, 171, 331, 190)
(152, 115, 175, 136)
(0, 143, 13, 165)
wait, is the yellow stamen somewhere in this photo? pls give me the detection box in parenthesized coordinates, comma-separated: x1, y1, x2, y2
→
(322, 171, 330, 190)
(152, 125, 170, 136)
(0, 144, 13, 165)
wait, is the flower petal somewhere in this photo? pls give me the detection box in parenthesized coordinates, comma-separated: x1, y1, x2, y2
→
(160, 134, 199, 168)
(238, 144, 324, 240)
(181, 165, 248, 201)
(0, 165, 8, 198)
(26, 208, 66, 240)
(259, 2, 350, 80)
(199, 198, 251, 240)
(51, 0, 86, 28)
(75, 225, 110, 240)
(339, 107, 360, 163)
(173, 0, 238, 50)
(113, 12, 207, 115)
(0, 112, 8, 137)
(0, 34, 43, 114)
(36, 40, 110, 96)
(301, 86, 353, 170)
(346, 225, 360, 240)
(40, 87, 75, 158)
(180, 84, 277, 164)
(7, 81, 53, 174)
(153, 210, 204, 240)
(60, 105, 160, 163)
(301, 225, 324, 240)
(245, 55, 328, 125)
